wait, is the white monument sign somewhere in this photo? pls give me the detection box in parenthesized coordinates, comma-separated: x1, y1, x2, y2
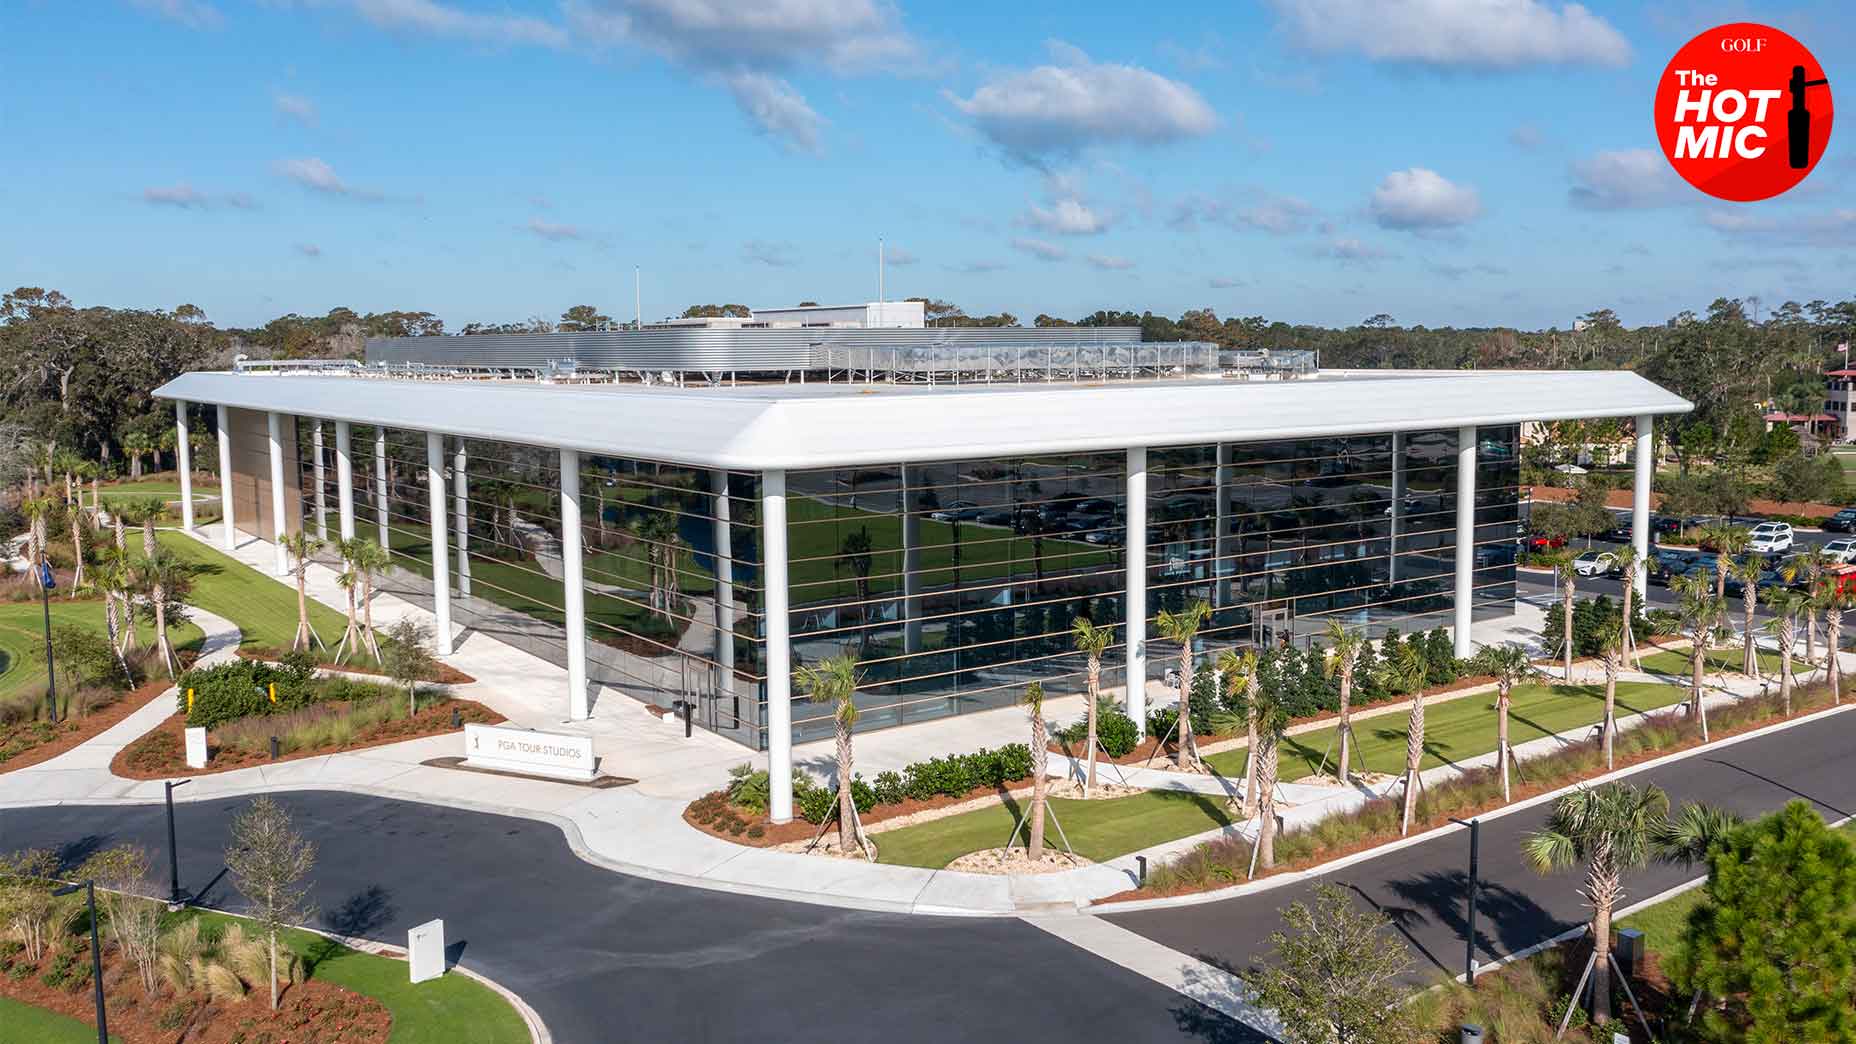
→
(407, 918, 445, 984)
(184, 726, 208, 769)
(463, 723, 596, 781)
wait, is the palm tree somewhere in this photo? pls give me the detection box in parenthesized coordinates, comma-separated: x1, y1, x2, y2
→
(332, 538, 368, 664)
(1476, 642, 1538, 802)
(1611, 544, 1641, 670)
(1598, 631, 1623, 771)
(1827, 587, 1850, 704)
(1671, 572, 1721, 740)
(1549, 549, 1580, 678)
(112, 497, 164, 562)
(122, 430, 152, 479)
(132, 549, 192, 678)
(65, 483, 87, 595)
(1522, 783, 1734, 1027)
(280, 531, 326, 652)
(1154, 599, 1213, 772)
(1020, 681, 1050, 861)
(1384, 641, 1430, 836)
(1761, 587, 1805, 716)
(1779, 547, 1829, 664)
(1070, 618, 1114, 797)
(92, 547, 136, 682)
(350, 539, 389, 663)
(73, 460, 99, 531)
(1320, 620, 1366, 786)
(21, 496, 55, 579)
(794, 654, 864, 854)
(1217, 648, 1262, 818)
(1703, 522, 1750, 608)
(1731, 556, 1764, 680)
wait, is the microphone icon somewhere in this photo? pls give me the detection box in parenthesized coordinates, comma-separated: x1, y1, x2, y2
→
(1787, 64, 1830, 169)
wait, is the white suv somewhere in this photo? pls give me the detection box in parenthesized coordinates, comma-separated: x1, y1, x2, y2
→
(1747, 521, 1795, 554)
(1824, 538, 1856, 564)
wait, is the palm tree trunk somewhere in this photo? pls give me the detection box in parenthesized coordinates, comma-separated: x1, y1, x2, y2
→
(1742, 588, 1759, 678)
(68, 512, 84, 594)
(1242, 700, 1259, 818)
(1603, 658, 1618, 770)
(268, 931, 279, 1010)
(154, 585, 176, 678)
(835, 717, 857, 853)
(1028, 713, 1048, 861)
(1497, 686, 1511, 802)
(1830, 608, 1843, 703)
(1257, 731, 1279, 869)
(142, 520, 156, 561)
(1780, 617, 1795, 715)
(1620, 572, 1636, 669)
(1084, 657, 1100, 796)
(1562, 576, 1575, 677)
(1336, 668, 1353, 786)
(1587, 862, 1618, 1025)
(1400, 695, 1424, 836)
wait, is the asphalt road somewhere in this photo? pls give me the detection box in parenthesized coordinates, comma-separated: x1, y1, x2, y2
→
(1108, 702, 1856, 986)
(0, 795, 1260, 1044)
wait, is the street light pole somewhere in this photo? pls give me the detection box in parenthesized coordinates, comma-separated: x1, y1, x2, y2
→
(165, 779, 192, 908)
(1451, 817, 1483, 986)
(54, 880, 107, 1044)
(38, 555, 57, 723)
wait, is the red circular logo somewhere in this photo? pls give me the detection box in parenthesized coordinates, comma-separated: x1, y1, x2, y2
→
(1655, 23, 1832, 202)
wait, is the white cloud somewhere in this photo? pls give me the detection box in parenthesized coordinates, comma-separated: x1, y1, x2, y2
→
(1368, 168, 1481, 230)
(1568, 148, 1686, 210)
(568, 0, 913, 74)
(347, 0, 568, 47)
(882, 246, 918, 266)
(742, 239, 798, 266)
(129, 0, 223, 29)
(1086, 254, 1134, 270)
(273, 157, 383, 200)
(724, 72, 825, 153)
(296, 243, 322, 257)
(1702, 207, 1856, 248)
(527, 216, 582, 241)
(1265, 0, 1630, 68)
(274, 92, 318, 127)
(1172, 189, 1316, 235)
(1208, 276, 1245, 289)
(143, 184, 209, 208)
(1317, 237, 1389, 263)
(948, 42, 1218, 161)
(1024, 197, 1110, 235)
(1011, 237, 1067, 261)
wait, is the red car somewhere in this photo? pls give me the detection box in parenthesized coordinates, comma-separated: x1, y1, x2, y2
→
(1522, 534, 1567, 552)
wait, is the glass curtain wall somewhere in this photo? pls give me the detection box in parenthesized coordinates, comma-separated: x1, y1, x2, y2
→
(291, 420, 767, 746)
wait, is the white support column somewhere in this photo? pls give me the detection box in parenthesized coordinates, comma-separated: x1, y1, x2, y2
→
(900, 463, 923, 654)
(561, 449, 589, 720)
(711, 470, 738, 722)
(334, 420, 355, 541)
(216, 405, 235, 550)
(374, 429, 390, 549)
(1454, 426, 1477, 659)
(1389, 431, 1407, 584)
(453, 441, 471, 599)
(311, 422, 328, 541)
(1126, 447, 1149, 735)
(1633, 414, 1654, 594)
(266, 411, 289, 576)
(174, 401, 194, 532)
(764, 469, 794, 824)
(425, 432, 453, 657)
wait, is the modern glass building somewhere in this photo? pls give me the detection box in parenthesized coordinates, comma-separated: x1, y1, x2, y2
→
(157, 331, 1688, 823)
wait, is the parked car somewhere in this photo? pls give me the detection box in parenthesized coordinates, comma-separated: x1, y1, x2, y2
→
(1824, 507, 1856, 533)
(1746, 521, 1795, 554)
(1823, 538, 1856, 564)
(1648, 548, 1698, 585)
(928, 501, 982, 522)
(1572, 549, 1619, 577)
(1522, 533, 1568, 552)
(1600, 512, 1635, 544)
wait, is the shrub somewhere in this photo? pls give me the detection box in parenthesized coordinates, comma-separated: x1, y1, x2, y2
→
(176, 659, 316, 729)
(1147, 707, 1179, 744)
(871, 770, 905, 806)
(1096, 707, 1139, 758)
(849, 774, 877, 814)
(726, 764, 771, 813)
(797, 776, 835, 825)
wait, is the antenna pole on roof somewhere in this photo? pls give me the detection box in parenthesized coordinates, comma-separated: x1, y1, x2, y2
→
(634, 266, 641, 329)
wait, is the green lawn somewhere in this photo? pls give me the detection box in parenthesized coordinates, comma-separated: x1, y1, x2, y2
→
(153, 531, 348, 650)
(97, 479, 218, 501)
(1639, 647, 1814, 679)
(0, 995, 119, 1044)
(1204, 679, 1692, 781)
(0, 599, 204, 701)
(185, 910, 528, 1044)
(874, 787, 1236, 869)
(1619, 821, 1856, 956)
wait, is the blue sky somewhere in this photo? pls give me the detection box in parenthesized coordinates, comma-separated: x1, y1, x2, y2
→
(4, 0, 1853, 330)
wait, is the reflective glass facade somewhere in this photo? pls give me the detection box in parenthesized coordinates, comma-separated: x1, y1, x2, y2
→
(292, 418, 1518, 750)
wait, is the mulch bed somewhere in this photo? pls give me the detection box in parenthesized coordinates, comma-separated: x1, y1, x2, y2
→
(236, 647, 477, 685)
(683, 779, 1045, 848)
(109, 698, 504, 779)
(0, 654, 201, 774)
(0, 937, 391, 1044)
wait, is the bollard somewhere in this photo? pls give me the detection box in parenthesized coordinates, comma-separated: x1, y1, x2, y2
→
(1459, 1025, 1484, 1044)
(269, 736, 280, 761)
(683, 699, 693, 738)
(1136, 855, 1147, 886)
(1615, 927, 1645, 981)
